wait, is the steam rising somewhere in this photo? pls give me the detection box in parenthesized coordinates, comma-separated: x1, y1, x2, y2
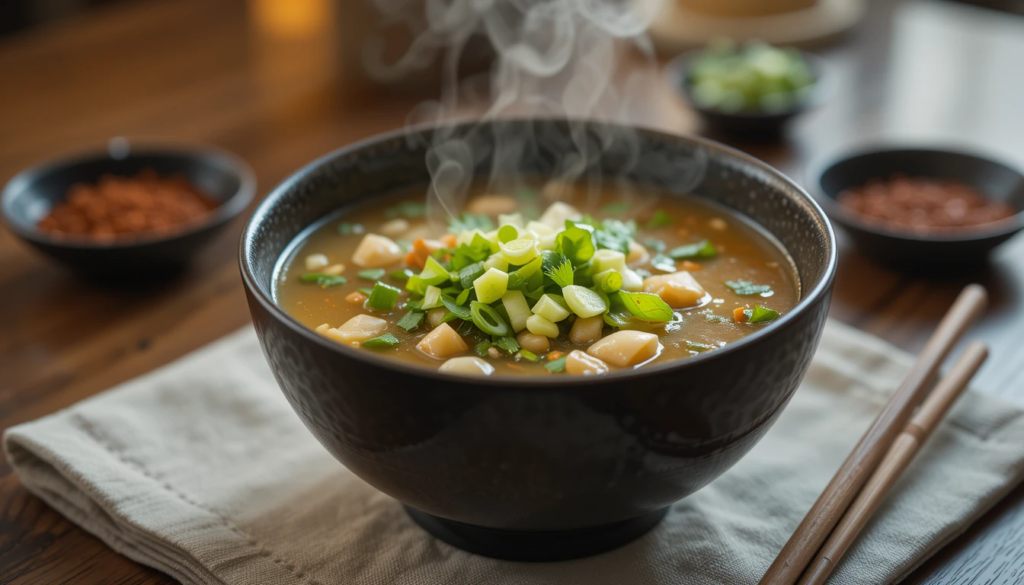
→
(366, 0, 705, 225)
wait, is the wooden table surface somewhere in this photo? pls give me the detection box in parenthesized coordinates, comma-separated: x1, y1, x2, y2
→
(2, 0, 1024, 583)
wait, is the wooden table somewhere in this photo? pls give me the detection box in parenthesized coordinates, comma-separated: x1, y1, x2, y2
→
(2, 0, 1023, 582)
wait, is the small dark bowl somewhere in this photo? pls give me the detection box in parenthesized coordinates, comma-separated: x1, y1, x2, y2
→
(665, 50, 829, 140)
(240, 118, 836, 561)
(811, 147, 1024, 266)
(1, 140, 255, 275)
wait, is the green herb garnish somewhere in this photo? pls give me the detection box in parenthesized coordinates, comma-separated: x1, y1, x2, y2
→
(518, 349, 540, 362)
(647, 210, 672, 229)
(725, 280, 773, 296)
(650, 254, 676, 273)
(644, 238, 667, 253)
(458, 262, 486, 290)
(470, 301, 511, 336)
(337, 223, 364, 235)
(440, 295, 472, 321)
(745, 305, 780, 324)
(668, 239, 717, 260)
(475, 341, 493, 358)
(384, 201, 427, 218)
(300, 273, 347, 287)
(449, 212, 494, 233)
(545, 260, 576, 289)
(361, 333, 400, 349)
(389, 269, 413, 281)
(593, 218, 636, 254)
(358, 288, 374, 295)
(614, 291, 674, 323)
(396, 311, 424, 331)
(493, 336, 520, 353)
(604, 311, 633, 328)
(358, 268, 387, 281)
(450, 234, 493, 271)
(554, 221, 596, 266)
(365, 282, 401, 311)
(544, 356, 568, 372)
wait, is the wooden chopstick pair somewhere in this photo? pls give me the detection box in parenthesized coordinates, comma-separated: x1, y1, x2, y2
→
(761, 284, 989, 585)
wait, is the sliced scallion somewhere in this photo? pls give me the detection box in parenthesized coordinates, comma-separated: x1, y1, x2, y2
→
(358, 268, 386, 281)
(470, 301, 511, 337)
(300, 273, 347, 287)
(361, 333, 400, 349)
(396, 311, 425, 331)
(365, 282, 401, 311)
(668, 239, 717, 260)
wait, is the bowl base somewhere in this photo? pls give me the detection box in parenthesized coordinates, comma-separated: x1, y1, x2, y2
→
(404, 505, 668, 562)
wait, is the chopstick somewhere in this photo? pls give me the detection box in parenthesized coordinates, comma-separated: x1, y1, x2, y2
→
(759, 284, 988, 585)
(797, 341, 988, 585)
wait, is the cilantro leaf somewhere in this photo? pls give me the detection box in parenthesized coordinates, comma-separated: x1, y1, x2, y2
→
(545, 260, 576, 288)
(745, 305, 780, 324)
(300, 273, 347, 287)
(613, 291, 674, 323)
(725, 280, 773, 296)
(668, 239, 717, 260)
(554, 221, 596, 266)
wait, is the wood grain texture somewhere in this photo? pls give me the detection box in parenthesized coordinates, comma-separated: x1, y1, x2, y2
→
(1, 0, 1024, 583)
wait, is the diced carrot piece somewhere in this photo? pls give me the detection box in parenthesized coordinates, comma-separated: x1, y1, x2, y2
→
(733, 307, 748, 323)
(677, 260, 702, 271)
(505, 362, 524, 371)
(440, 233, 458, 248)
(346, 291, 368, 305)
(412, 238, 430, 255)
(405, 250, 424, 269)
(546, 350, 564, 361)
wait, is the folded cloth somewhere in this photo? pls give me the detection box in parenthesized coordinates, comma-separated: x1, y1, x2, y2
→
(6, 320, 1024, 585)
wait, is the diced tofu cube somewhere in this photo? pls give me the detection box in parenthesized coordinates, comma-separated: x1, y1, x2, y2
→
(417, 323, 468, 359)
(565, 350, 609, 375)
(586, 330, 660, 367)
(324, 315, 388, 346)
(643, 271, 706, 308)
(352, 234, 404, 268)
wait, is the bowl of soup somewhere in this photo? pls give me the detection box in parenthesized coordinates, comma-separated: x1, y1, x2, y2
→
(240, 118, 836, 561)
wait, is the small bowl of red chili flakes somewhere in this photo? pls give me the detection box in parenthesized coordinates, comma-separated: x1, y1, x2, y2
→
(1, 139, 255, 275)
(811, 146, 1024, 267)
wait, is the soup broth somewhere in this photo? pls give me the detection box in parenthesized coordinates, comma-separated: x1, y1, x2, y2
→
(275, 183, 799, 377)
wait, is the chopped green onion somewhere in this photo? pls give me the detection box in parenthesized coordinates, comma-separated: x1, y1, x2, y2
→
(562, 285, 608, 318)
(473, 268, 509, 304)
(532, 294, 571, 322)
(526, 314, 560, 337)
(406, 274, 427, 295)
(745, 305, 780, 324)
(498, 224, 519, 244)
(544, 355, 567, 372)
(544, 260, 576, 289)
(455, 320, 478, 337)
(687, 341, 714, 352)
(644, 238, 667, 253)
(419, 256, 452, 287)
(647, 210, 673, 229)
(450, 234, 493, 271)
(358, 268, 386, 281)
(604, 311, 632, 328)
(650, 254, 676, 273)
(725, 280, 773, 296)
(395, 239, 412, 253)
(470, 301, 511, 336)
(458, 262, 486, 290)
(440, 295, 472, 321)
(501, 290, 532, 333)
(422, 285, 443, 310)
(614, 291, 674, 323)
(518, 349, 540, 362)
(554, 221, 596, 266)
(337, 223, 364, 235)
(475, 341, 493, 358)
(361, 333, 401, 349)
(396, 311, 425, 331)
(300, 273, 347, 287)
(593, 269, 623, 293)
(493, 336, 520, 353)
(389, 269, 413, 281)
(593, 218, 636, 254)
(455, 288, 471, 305)
(516, 256, 544, 280)
(365, 282, 401, 311)
(500, 238, 540, 264)
(668, 239, 717, 260)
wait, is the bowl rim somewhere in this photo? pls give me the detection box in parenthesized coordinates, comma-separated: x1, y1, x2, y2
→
(1, 139, 257, 249)
(239, 117, 837, 388)
(663, 47, 832, 120)
(808, 144, 1024, 244)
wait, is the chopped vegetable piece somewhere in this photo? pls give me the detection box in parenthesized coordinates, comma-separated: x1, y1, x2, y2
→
(650, 254, 676, 273)
(668, 239, 717, 260)
(458, 262, 486, 289)
(474, 341, 493, 358)
(562, 285, 608, 318)
(440, 295, 472, 321)
(648, 210, 672, 229)
(305, 254, 329, 271)
(615, 290, 674, 322)
(473, 268, 509, 304)
(604, 311, 632, 328)
(725, 280, 773, 296)
(498, 224, 518, 243)
(734, 307, 749, 322)
(678, 260, 703, 271)
(526, 314, 560, 338)
(389, 269, 413, 281)
(499, 212, 524, 228)
(417, 322, 468, 358)
(337, 223, 364, 235)
(358, 288, 374, 295)
(439, 356, 495, 375)
(643, 271, 706, 308)
(346, 291, 368, 305)
(384, 201, 428, 218)
(418, 256, 452, 287)
(538, 201, 582, 229)
(449, 212, 494, 233)
(587, 330, 660, 367)
(362, 333, 401, 349)
(593, 218, 636, 254)
(352, 234, 405, 268)
(565, 350, 609, 375)
(364, 282, 401, 311)
(422, 285, 443, 310)
(500, 238, 540, 264)
(593, 269, 623, 293)
(380, 218, 410, 237)
(324, 315, 388, 346)
(501, 290, 532, 333)
(493, 336, 520, 353)
(687, 341, 714, 352)
(300, 273, 347, 287)
(450, 234, 493, 271)
(358, 268, 387, 281)
(644, 238, 667, 253)
(532, 294, 571, 322)
(470, 301, 511, 336)
(745, 305, 780, 324)
(555, 221, 597, 266)
(455, 288, 471, 305)
(518, 349, 540, 362)
(545, 260, 576, 289)
(484, 252, 509, 272)
(396, 311, 425, 331)
(570, 315, 605, 345)
(544, 356, 568, 373)
(516, 331, 550, 353)
(592, 249, 643, 291)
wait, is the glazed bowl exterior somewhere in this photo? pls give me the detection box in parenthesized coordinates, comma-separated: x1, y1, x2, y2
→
(240, 119, 836, 532)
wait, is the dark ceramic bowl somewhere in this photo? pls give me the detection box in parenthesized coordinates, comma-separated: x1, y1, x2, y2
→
(665, 50, 829, 140)
(811, 147, 1024, 266)
(239, 119, 836, 561)
(1, 140, 255, 275)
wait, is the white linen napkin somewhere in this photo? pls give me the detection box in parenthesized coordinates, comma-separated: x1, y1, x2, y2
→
(6, 320, 1024, 585)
